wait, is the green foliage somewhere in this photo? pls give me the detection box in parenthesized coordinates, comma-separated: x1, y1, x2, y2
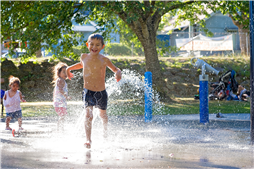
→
(72, 45, 89, 58)
(48, 57, 55, 63)
(20, 73, 34, 82)
(1, 1, 83, 58)
(209, 1, 249, 29)
(1, 1, 201, 58)
(104, 43, 136, 56)
(1, 0, 208, 95)
(115, 19, 145, 56)
(1, 57, 6, 62)
(156, 39, 179, 57)
(170, 1, 248, 37)
(20, 55, 36, 64)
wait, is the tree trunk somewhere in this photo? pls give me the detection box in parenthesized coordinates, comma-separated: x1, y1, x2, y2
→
(35, 49, 42, 58)
(117, 8, 171, 99)
(135, 23, 169, 98)
(238, 28, 249, 55)
(228, 15, 250, 55)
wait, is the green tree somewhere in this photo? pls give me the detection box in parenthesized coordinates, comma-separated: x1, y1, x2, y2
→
(79, 1, 197, 96)
(2, 1, 198, 96)
(1, 1, 84, 59)
(117, 13, 176, 57)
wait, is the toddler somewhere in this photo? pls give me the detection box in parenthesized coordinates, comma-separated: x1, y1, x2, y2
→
(3, 76, 26, 130)
(237, 85, 250, 101)
(52, 62, 70, 131)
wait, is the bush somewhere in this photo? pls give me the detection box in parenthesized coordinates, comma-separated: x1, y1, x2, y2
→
(72, 45, 89, 56)
(104, 43, 136, 56)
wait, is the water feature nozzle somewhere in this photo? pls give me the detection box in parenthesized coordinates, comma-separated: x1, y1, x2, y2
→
(191, 57, 219, 124)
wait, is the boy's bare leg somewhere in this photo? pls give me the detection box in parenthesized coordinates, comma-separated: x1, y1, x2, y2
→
(5, 117, 12, 130)
(84, 107, 93, 148)
(98, 109, 108, 139)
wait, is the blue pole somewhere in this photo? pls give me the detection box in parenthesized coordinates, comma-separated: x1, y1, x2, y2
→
(249, 1, 254, 144)
(199, 75, 209, 123)
(145, 71, 152, 122)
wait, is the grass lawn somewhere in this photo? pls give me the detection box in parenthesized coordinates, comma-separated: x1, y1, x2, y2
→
(0, 99, 250, 118)
(163, 99, 250, 115)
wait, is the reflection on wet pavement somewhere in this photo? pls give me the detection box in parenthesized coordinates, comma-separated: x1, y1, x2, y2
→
(1, 114, 253, 168)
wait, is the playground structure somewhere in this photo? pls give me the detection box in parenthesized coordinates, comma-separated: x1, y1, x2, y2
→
(191, 58, 220, 124)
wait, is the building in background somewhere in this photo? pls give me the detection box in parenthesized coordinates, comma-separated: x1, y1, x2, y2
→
(159, 11, 241, 57)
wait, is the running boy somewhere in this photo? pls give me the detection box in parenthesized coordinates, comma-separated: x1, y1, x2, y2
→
(3, 76, 26, 130)
(66, 34, 122, 149)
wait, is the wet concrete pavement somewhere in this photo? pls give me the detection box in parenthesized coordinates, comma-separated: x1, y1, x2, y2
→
(1, 113, 253, 168)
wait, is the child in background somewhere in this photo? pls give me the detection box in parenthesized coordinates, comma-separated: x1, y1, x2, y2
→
(52, 62, 70, 131)
(3, 76, 26, 130)
(237, 85, 250, 101)
(67, 34, 122, 149)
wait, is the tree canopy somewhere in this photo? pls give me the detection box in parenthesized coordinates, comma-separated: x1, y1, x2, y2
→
(1, 1, 84, 59)
(2, 1, 207, 96)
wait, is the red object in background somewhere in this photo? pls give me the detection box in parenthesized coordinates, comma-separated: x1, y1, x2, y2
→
(4, 41, 10, 48)
(4, 41, 27, 49)
(20, 42, 27, 47)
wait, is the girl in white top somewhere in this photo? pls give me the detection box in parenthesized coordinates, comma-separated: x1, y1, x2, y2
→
(52, 62, 70, 131)
(3, 76, 26, 130)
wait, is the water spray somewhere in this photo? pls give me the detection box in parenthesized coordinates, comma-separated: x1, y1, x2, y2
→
(191, 58, 219, 124)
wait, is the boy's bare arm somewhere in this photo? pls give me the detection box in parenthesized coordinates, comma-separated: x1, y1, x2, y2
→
(106, 58, 122, 82)
(66, 54, 86, 80)
(66, 62, 83, 80)
(67, 62, 83, 71)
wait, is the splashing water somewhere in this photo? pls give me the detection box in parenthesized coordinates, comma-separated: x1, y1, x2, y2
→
(73, 69, 165, 135)
(106, 69, 164, 116)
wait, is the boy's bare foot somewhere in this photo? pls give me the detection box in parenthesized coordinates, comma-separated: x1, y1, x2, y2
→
(5, 127, 12, 131)
(84, 141, 92, 149)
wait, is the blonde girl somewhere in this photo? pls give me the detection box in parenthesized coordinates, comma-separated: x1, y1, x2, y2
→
(3, 76, 26, 130)
(52, 62, 70, 131)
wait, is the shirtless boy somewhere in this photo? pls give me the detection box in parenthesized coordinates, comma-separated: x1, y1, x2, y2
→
(66, 34, 122, 148)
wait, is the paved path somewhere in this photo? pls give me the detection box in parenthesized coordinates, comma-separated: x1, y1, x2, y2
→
(1, 113, 253, 168)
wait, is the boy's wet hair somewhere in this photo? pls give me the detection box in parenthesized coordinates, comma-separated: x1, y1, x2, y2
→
(9, 76, 20, 86)
(87, 33, 104, 46)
